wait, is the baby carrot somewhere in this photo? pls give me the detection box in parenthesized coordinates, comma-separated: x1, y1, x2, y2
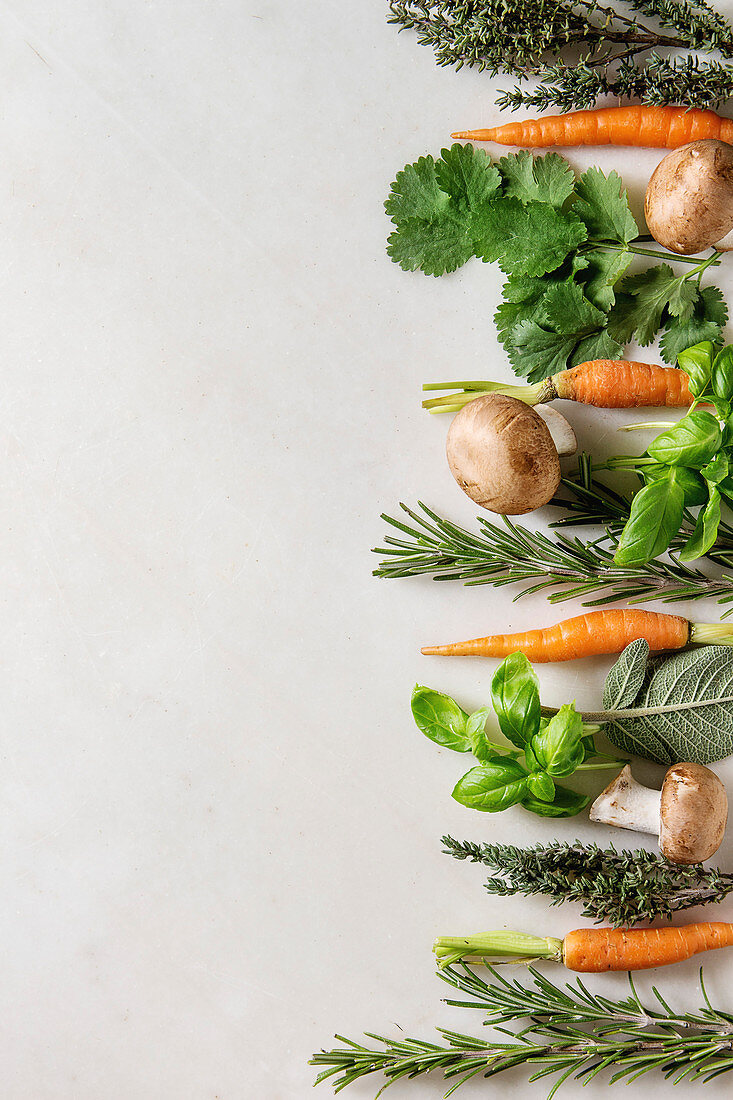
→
(421, 609, 733, 663)
(452, 104, 733, 148)
(434, 922, 733, 972)
(422, 360, 693, 413)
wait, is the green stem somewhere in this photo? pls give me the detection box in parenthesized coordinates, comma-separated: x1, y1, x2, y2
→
(599, 242, 722, 267)
(433, 931, 563, 969)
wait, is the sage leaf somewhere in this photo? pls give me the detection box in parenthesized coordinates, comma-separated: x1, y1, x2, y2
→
(602, 644, 733, 765)
(603, 638, 649, 709)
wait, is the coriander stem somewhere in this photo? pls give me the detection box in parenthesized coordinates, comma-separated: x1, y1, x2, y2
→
(599, 241, 721, 266)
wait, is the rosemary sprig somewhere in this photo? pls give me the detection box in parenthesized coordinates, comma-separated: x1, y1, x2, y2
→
(388, 0, 733, 110)
(312, 965, 733, 1094)
(372, 500, 733, 609)
(442, 837, 733, 925)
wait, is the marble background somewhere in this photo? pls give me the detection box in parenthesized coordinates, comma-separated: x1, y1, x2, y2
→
(0, 1, 732, 1096)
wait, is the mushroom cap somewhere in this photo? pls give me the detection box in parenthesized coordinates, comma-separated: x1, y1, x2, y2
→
(446, 393, 561, 515)
(659, 762, 728, 864)
(645, 139, 733, 255)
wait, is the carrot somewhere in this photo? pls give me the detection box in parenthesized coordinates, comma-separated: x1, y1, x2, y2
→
(421, 608, 692, 662)
(553, 360, 692, 408)
(434, 923, 733, 972)
(451, 105, 733, 148)
(423, 359, 693, 413)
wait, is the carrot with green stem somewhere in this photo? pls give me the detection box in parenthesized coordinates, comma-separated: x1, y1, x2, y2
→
(434, 922, 733, 972)
(423, 359, 693, 414)
(421, 608, 733, 663)
(452, 104, 733, 149)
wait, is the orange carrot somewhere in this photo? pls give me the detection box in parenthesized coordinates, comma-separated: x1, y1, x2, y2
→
(421, 609, 691, 662)
(452, 105, 733, 148)
(434, 923, 733, 972)
(553, 360, 692, 408)
(563, 923, 733, 972)
(423, 360, 693, 413)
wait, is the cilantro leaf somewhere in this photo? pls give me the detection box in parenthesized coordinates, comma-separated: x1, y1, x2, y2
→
(499, 150, 575, 208)
(385, 145, 502, 276)
(660, 285, 728, 364)
(507, 282, 610, 382)
(476, 198, 586, 277)
(435, 144, 502, 212)
(385, 155, 449, 224)
(571, 329, 624, 365)
(607, 265, 684, 346)
(578, 247, 633, 312)
(572, 168, 638, 244)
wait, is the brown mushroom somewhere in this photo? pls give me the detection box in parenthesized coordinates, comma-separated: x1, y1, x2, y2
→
(589, 762, 728, 864)
(445, 393, 575, 515)
(645, 139, 733, 255)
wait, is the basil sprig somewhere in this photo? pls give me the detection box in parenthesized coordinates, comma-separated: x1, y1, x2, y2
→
(615, 340, 733, 566)
(412, 652, 622, 819)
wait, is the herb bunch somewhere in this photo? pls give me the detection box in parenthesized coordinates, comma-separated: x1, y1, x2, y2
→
(386, 144, 727, 380)
(388, 0, 733, 110)
(373, 499, 733, 609)
(413, 653, 624, 818)
(312, 964, 733, 1094)
(443, 836, 733, 924)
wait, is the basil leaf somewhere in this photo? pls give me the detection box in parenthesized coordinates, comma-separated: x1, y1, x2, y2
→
(491, 652, 541, 748)
(521, 784, 590, 818)
(642, 462, 707, 506)
(466, 706, 501, 761)
(647, 408, 722, 469)
(614, 473, 685, 566)
(526, 772, 555, 801)
(452, 759, 528, 812)
(529, 703, 584, 777)
(701, 453, 729, 486)
(712, 345, 733, 401)
(603, 644, 733, 765)
(677, 340, 715, 397)
(411, 685, 470, 752)
(678, 488, 721, 562)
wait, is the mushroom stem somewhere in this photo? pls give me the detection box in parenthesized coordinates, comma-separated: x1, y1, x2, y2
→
(589, 764, 661, 836)
(534, 405, 577, 457)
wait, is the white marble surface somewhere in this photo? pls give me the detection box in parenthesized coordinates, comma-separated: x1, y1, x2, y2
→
(0, 2, 732, 1097)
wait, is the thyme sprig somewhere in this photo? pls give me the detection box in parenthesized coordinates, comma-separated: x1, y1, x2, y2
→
(388, 0, 733, 110)
(443, 837, 733, 924)
(312, 965, 733, 1095)
(372, 499, 733, 608)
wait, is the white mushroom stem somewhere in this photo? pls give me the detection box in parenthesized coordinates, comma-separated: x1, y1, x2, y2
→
(715, 226, 733, 250)
(589, 764, 661, 836)
(534, 405, 577, 456)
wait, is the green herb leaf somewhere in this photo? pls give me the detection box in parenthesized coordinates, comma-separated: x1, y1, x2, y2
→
(526, 772, 555, 801)
(572, 167, 637, 244)
(434, 144, 503, 211)
(508, 282, 610, 382)
(476, 198, 586, 277)
(465, 706, 500, 761)
(647, 408, 722, 468)
(712, 345, 733, 400)
(677, 340, 715, 397)
(528, 703, 584, 777)
(499, 150, 575, 208)
(613, 471, 686, 567)
(520, 784, 590, 817)
(660, 287, 728, 364)
(678, 487, 721, 562)
(607, 265, 683, 346)
(642, 462, 708, 506)
(603, 644, 733, 765)
(603, 638, 649, 710)
(576, 246, 633, 312)
(491, 652, 540, 748)
(452, 759, 528, 812)
(411, 685, 470, 751)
